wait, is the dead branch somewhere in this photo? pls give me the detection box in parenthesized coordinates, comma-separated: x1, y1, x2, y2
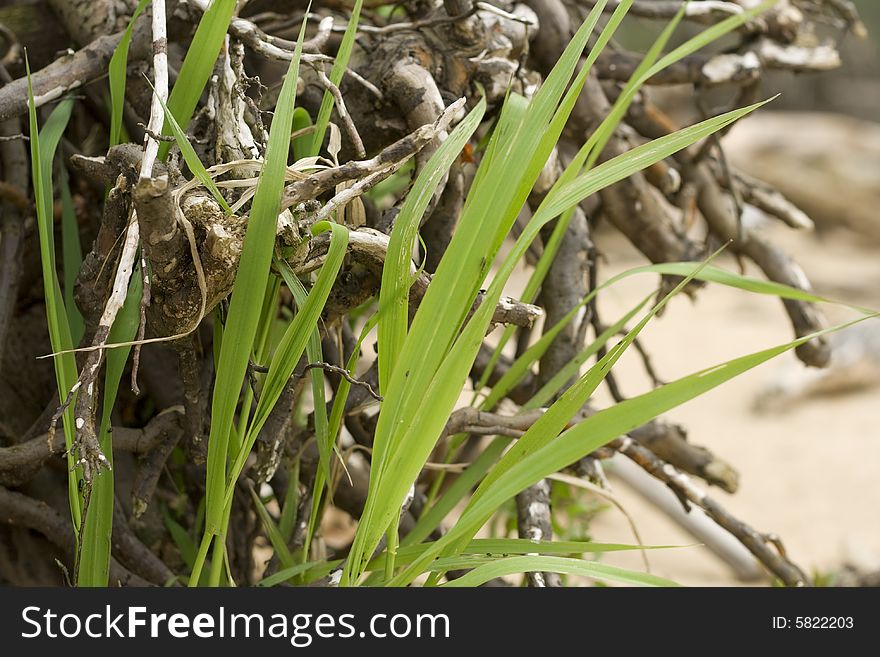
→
(0, 485, 152, 587)
(610, 436, 810, 587)
(0, 408, 185, 487)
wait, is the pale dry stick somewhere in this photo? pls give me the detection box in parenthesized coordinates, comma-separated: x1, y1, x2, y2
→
(313, 163, 409, 223)
(311, 65, 366, 158)
(130, 259, 150, 394)
(609, 454, 762, 581)
(139, 0, 169, 181)
(515, 479, 558, 586)
(474, 1, 539, 25)
(585, 0, 744, 23)
(58, 0, 169, 484)
(306, 15, 335, 53)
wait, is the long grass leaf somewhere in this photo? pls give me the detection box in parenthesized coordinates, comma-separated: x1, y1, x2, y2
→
(344, 2, 617, 584)
(26, 71, 81, 530)
(59, 164, 84, 343)
(152, 85, 232, 213)
(401, 436, 509, 547)
(261, 537, 665, 587)
(109, 0, 151, 147)
(524, 295, 652, 410)
(441, 555, 678, 587)
(308, 0, 363, 155)
(223, 221, 349, 509)
(377, 98, 485, 392)
(359, 101, 767, 586)
(478, 0, 774, 391)
(248, 486, 295, 569)
(78, 270, 142, 586)
(468, 250, 724, 525)
(384, 100, 770, 584)
(158, 0, 238, 161)
(276, 260, 330, 562)
(164, 510, 198, 570)
(196, 20, 307, 585)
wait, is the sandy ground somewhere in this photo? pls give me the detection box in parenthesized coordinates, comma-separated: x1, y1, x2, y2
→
(573, 225, 880, 586)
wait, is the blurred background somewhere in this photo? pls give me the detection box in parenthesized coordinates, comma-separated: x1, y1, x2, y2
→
(771, 0, 879, 119)
(584, 0, 880, 585)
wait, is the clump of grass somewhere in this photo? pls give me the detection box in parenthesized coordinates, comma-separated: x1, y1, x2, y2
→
(24, 0, 877, 589)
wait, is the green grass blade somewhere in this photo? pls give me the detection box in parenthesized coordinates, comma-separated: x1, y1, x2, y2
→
(257, 559, 340, 587)
(327, 314, 378, 462)
(457, 538, 674, 556)
(440, 555, 678, 587)
(36, 99, 73, 254)
(406, 296, 649, 546)
(164, 510, 198, 570)
(524, 295, 652, 410)
(26, 68, 81, 530)
(630, 262, 869, 309)
(276, 260, 331, 563)
(362, 100, 768, 586)
(511, 253, 874, 414)
(524, 258, 875, 410)
(377, 98, 485, 392)
(59, 164, 84, 344)
(650, 1, 779, 84)
(158, 0, 238, 161)
(235, 276, 280, 441)
(469, 315, 878, 541)
(467, 250, 723, 526)
(343, 3, 618, 584)
(198, 19, 307, 575)
(308, 0, 363, 156)
(371, 0, 614, 472)
(385, 100, 772, 585)
(109, 0, 150, 147)
(223, 221, 349, 510)
(542, 100, 769, 219)
(259, 536, 665, 587)
(584, 5, 685, 171)
(78, 269, 142, 586)
(401, 436, 510, 547)
(476, 0, 773, 391)
(278, 458, 300, 541)
(291, 107, 313, 160)
(152, 88, 232, 213)
(279, 265, 329, 479)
